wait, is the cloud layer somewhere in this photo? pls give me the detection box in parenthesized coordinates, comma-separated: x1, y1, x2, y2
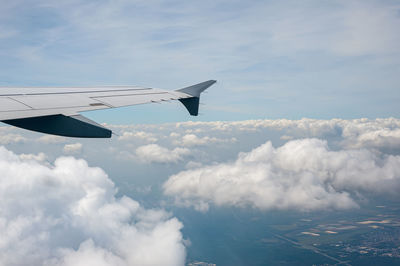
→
(175, 118, 400, 151)
(0, 146, 185, 266)
(164, 138, 400, 212)
(2, 118, 400, 214)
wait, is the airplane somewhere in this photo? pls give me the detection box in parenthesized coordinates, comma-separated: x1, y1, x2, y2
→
(0, 80, 216, 138)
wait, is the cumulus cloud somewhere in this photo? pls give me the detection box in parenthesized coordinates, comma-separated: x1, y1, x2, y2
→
(37, 135, 67, 144)
(0, 146, 186, 266)
(280, 135, 294, 140)
(169, 132, 180, 138)
(185, 161, 203, 170)
(136, 144, 190, 164)
(164, 139, 400, 212)
(179, 134, 236, 147)
(63, 143, 83, 154)
(352, 128, 400, 149)
(118, 131, 158, 143)
(0, 133, 26, 144)
(339, 118, 400, 150)
(19, 152, 48, 162)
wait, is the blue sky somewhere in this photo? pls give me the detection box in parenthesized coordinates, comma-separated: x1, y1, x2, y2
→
(0, 0, 399, 123)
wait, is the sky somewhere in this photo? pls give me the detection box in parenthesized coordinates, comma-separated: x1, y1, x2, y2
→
(1, 1, 400, 265)
(0, 0, 400, 122)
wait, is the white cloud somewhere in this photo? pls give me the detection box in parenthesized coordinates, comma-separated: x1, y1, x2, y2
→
(181, 134, 211, 146)
(118, 131, 158, 143)
(185, 161, 203, 170)
(355, 128, 400, 148)
(63, 143, 83, 154)
(19, 152, 47, 162)
(0, 146, 186, 266)
(164, 138, 400, 212)
(180, 134, 236, 147)
(280, 135, 293, 140)
(175, 119, 343, 136)
(47, 239, 126, 266)
(136, 144, 190, 164)
(0, 133, 26, 145)
(169, 132, 180, 138)
(37, 135, 67, 144)
(339, 118, 400, 150)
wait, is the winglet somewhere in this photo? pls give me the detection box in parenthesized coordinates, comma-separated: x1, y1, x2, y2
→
(176, 80, 216, 97)
(176, 80, 216, 116)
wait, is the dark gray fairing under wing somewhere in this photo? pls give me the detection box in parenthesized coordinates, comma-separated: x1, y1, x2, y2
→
(2, 114, 112, 138)
(179, 97, 200, 116)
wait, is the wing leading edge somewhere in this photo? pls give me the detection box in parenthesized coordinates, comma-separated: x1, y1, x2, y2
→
(0, 80, 216, 138)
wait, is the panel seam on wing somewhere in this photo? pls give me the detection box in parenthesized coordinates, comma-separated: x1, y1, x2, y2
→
(8, 97, 34, 109)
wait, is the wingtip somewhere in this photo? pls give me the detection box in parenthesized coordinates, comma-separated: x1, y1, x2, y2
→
(176, 80, 217, 97)
(205, 80, 217, 85)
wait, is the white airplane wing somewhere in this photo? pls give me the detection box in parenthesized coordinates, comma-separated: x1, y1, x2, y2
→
(0, 80, 216, 138)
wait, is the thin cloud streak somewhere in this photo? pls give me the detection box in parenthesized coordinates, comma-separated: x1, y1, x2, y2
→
(0, 0, 399, 120)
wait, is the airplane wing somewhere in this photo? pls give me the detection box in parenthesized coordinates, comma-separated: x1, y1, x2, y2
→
(0, 80, 216, 138)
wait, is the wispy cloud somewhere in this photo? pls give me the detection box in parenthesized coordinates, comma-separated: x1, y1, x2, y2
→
(0, 0, 399, 120)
